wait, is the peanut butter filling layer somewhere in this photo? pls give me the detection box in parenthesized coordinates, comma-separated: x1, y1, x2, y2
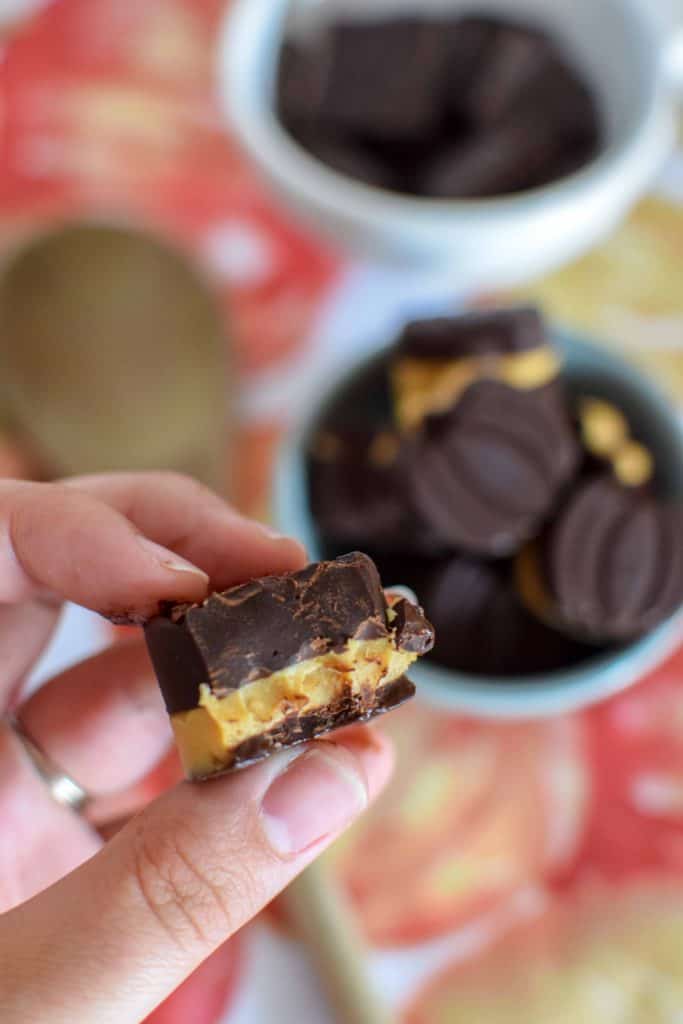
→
(171, 637, 417, 778)
(393, 344, 561, 429)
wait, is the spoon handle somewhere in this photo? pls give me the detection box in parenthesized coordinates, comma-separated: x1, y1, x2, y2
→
(283, 860, 395, 1024)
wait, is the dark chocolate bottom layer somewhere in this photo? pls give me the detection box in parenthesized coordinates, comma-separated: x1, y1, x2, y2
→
(191, 675, 415, 780)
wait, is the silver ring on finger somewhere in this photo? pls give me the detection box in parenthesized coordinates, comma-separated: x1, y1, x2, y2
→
(4, 716, 89, 813)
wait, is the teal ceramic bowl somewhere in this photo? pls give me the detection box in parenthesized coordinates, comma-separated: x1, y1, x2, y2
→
(275, 329, 683, 718)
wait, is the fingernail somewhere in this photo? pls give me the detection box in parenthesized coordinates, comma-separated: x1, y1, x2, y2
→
(261, 745, 368, 856)
(253, 520, 306, 557)
(253, 520, 286, 541)
(137, 537, 209, 581)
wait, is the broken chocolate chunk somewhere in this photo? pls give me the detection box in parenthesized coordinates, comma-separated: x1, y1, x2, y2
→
(441, 16, 499, 120)
(458, 22, 552, 126)
(288, 128, 396, 190)
(320, 18, 446, 142)
(422, 103, 578, 198)
(389, 595, 436, 655)
(276, 39, 328, 130)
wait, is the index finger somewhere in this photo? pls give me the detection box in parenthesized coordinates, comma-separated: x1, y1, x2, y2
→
(0, 477, 305, 622)
(64, 471, 305, 591)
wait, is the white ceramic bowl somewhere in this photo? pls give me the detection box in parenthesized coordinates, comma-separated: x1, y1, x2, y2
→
(275, 328, 683, 719)
(219, 0, 677, 289)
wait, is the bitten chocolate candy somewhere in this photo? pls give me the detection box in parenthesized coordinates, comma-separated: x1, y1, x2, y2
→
(145, 552, 434, 779)
(404, 378, 579, 556)
(520, 475, 683, 641)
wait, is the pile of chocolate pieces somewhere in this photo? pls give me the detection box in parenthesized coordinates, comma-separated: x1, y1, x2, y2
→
(277, 14, 601, 198)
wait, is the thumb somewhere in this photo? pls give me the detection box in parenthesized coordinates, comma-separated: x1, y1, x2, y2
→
(0, 728, 392, 1024)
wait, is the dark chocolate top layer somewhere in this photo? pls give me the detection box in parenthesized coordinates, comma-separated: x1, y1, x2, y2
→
(146, 552, 433, 714)
(405, 378, 579, 556)
(546, 475, 683, 640)
(395, 307, 546, 361)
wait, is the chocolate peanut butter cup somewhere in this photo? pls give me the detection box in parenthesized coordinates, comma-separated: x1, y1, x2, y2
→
(145, 553, 434, 779)
(391, 307, 560, 430)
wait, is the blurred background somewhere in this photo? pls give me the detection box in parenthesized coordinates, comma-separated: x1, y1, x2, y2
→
(1, 1, 683, 1022)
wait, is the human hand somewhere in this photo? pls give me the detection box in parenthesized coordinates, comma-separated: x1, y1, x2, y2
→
(0, 473, 393, 1022)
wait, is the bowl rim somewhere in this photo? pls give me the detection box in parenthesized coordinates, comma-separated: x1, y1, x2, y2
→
(274, 325, 683, 718)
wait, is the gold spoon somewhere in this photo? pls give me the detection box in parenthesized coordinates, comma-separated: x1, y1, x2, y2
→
(0, 222, 232, 490)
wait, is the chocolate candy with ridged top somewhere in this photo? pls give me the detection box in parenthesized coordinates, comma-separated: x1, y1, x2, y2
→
(404, 378, 579, 556)
(545, 475, 683, 640)
(396, 307, 546, 360)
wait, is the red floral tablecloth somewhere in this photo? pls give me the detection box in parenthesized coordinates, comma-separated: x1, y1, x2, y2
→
(2, 2, 683, 1021)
